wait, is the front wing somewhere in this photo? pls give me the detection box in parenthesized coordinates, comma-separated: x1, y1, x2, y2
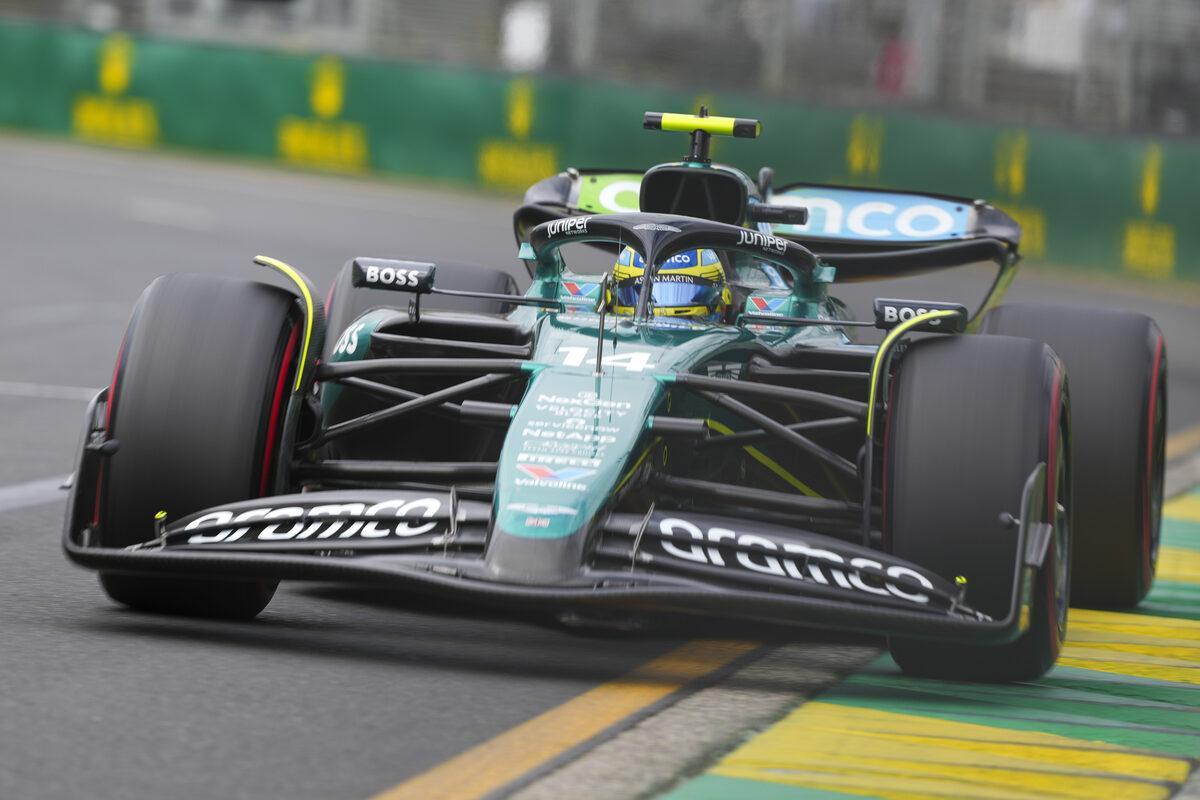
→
(64, 392, 1050, 646)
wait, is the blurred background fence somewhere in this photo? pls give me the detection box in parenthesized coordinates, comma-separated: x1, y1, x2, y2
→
(4, 0, 1198, 137)
(0, 0, 1197, 279)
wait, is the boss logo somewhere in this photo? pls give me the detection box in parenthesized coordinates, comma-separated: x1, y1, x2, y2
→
(873, 299, 966, 333)
(365, 266, 420, 286)
(351, 258, 435, 294)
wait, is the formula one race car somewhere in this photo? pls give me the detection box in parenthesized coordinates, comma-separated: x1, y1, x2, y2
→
(63, 111, 1166, 682)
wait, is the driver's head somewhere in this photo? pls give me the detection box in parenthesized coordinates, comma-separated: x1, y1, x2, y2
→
(612, 246, 730, 319)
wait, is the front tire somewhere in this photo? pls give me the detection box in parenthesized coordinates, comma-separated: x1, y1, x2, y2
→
(98, 273, 299, 619)
(884, 335, 1070, 682)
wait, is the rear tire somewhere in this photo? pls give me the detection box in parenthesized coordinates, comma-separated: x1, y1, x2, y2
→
(981, 304, 1165, 608)
(885, 335, 1070, 682)
(98, 273, 299, 619)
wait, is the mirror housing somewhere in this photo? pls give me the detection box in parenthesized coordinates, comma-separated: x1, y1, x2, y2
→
(747, 204, 809, 226)
(351, 258, 436, 294)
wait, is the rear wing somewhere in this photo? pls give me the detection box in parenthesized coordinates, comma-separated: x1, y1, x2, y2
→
(513, 169, 645, 245)
(514, 171, 1022, 281)
(767, 183, 1021, 281)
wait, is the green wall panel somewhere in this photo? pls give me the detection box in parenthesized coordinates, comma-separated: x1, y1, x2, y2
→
(0, 20, 1194, 279)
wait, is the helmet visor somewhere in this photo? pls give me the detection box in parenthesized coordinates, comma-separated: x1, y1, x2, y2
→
(615, 277, 719, 310)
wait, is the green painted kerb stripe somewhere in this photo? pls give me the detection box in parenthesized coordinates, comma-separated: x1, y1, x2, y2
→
(662, 774, 867, 800)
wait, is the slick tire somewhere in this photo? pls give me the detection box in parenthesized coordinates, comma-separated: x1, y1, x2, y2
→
(323, 260, 520, 360)
(97, 273, 300, 619)
(981, 304, 1166, 608)
(885, 335, 1070, 682)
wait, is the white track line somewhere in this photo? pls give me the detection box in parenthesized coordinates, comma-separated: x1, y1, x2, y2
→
(0, 475, 70, 514)
(0, 381, 98, 402)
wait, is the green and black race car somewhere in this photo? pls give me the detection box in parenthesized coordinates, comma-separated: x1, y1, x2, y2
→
(63, 112, 1166, 682)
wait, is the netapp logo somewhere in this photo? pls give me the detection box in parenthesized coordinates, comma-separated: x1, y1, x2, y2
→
(184, 498, 442, 544)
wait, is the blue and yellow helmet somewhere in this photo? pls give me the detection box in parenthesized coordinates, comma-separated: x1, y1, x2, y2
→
(612, 247, 731, 318)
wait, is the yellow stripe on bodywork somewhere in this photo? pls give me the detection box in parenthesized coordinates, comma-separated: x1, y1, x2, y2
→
(709, 701, 1189, 800)
(254, 255, 314, 393)
(865, 309, 958, 436)
(705, 418, 820, 498)
(613, 440, 659, 494)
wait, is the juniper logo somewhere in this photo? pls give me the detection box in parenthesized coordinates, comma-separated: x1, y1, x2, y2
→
(546, 216, 590, 236)
(737, 229, 788, 253)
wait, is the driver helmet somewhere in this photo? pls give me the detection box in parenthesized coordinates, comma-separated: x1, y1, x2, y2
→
(611, 246, 731, 319)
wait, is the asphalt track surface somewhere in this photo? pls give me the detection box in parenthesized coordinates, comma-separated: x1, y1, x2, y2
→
(2, 136, 1199, 800)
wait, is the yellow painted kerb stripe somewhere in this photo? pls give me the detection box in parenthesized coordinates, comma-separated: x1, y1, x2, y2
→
(371, 639, 758, 800)
(254, 255, 314, 393)
(866, 309, 958, 436)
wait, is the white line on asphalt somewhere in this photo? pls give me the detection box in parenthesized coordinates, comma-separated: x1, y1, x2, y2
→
(0, 475, 70, 514)
(0, 381, 98, 402)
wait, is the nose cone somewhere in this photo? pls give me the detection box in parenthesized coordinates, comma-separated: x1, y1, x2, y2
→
(485, 370, 663, 583)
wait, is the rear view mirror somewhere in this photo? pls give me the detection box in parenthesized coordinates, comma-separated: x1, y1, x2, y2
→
(747, 204, 809, 226)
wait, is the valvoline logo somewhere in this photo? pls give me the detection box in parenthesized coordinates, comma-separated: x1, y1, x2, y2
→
(561, 281, 600, 299)
(750, 296, 787, 313)
(516, 464, 596, 482)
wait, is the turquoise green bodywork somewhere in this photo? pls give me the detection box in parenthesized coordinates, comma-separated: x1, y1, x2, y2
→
(495, 310, 754, 540)
(324, 162, 863, 577)
(320, 308, 395, 416)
